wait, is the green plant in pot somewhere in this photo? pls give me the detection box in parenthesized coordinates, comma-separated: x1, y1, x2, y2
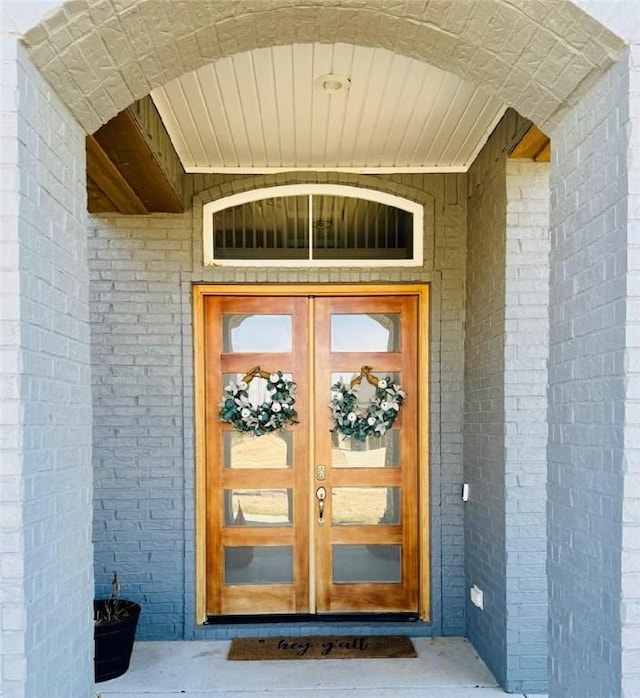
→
(94, 572, 141, 683)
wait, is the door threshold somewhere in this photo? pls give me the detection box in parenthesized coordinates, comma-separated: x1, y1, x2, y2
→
(205, 613, 420, 625)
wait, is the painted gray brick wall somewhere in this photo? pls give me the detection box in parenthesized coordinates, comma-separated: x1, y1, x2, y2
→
(90, 171, 468, 640)
(465, 116, 550, 693)
(0, 41, 93, 698)
(91, 215, 191, 639)
(465, 125, 509, 688)
(0, 31, 28, 698)
(548, 56, 628, 697)
(622, 40, 640, 698)
(504, 159, 550, 693)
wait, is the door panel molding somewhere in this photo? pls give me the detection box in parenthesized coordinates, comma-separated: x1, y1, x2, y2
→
(193, 284, 430, 623)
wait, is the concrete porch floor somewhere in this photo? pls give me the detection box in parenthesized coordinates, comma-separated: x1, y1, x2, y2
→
(94, 637, 547, 697)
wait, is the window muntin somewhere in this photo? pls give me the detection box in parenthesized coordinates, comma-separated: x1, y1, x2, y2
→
(203, 184, 423, 266)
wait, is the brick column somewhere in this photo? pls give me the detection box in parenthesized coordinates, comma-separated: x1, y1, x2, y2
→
(464, 114, 550, 693)
(1, 25, 28, 698)
(503, 159, 549, 692)
(0, 28, 94, 698)
(548, 54, 629, 698)
(622, 40, 640, 698)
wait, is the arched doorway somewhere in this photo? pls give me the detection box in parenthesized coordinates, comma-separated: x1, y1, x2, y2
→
(2, 2, 634, 696)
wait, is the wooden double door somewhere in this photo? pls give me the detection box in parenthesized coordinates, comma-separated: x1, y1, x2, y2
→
(198, 285, 426, 618)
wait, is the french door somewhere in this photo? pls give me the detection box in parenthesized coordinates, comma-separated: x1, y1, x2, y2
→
(195, 285, 428, 619)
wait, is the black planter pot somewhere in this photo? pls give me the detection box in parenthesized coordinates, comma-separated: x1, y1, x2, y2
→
(94, 600, 141, 683)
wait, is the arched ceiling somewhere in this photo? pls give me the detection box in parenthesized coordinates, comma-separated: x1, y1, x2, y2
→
(23, 0, 625, 137)
(151, 42, 507, 173)
(18, 1, 626, 209)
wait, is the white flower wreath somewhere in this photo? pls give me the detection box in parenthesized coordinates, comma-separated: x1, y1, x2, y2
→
(330, 366, 406, 442)
(219, 367, 298, 436)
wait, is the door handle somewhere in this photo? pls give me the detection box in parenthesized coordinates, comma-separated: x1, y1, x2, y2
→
(316, 486, 327, 524)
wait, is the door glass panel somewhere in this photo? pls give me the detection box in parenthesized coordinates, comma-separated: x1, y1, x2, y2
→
(332, 487, 401, 526)
(331, 371, 400, 394)
(224, 489, 293, 526)
(224, 432, 292, 469)
(331, 430, 399, 468)
(330, 370, 402, 429)
(222, 314, 292, 352)
(330, 314, 400, 352)
(224, 546, 293, 584)
(332, 545, 401, 583)
(223, 372, 294, 408)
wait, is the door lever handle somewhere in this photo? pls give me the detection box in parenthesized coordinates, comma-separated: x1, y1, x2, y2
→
(316, 486, 327, 524)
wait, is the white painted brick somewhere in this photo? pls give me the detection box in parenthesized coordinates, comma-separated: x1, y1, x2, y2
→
(1, 0, 621, 131)
(0, 33, 94, 698)
(548, 49, 639, 698)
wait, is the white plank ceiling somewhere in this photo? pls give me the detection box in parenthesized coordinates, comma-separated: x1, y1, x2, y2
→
(151, 43, 507, 174)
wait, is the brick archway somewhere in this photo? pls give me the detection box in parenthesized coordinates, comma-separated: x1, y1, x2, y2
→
(5, 3, 638, 697)
(23, 1, 623, 134)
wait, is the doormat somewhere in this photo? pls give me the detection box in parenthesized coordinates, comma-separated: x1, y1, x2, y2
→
(227, 636, 417, 661)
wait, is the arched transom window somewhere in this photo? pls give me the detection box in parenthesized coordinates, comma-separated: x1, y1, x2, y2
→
(203, 185, 423, 266)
